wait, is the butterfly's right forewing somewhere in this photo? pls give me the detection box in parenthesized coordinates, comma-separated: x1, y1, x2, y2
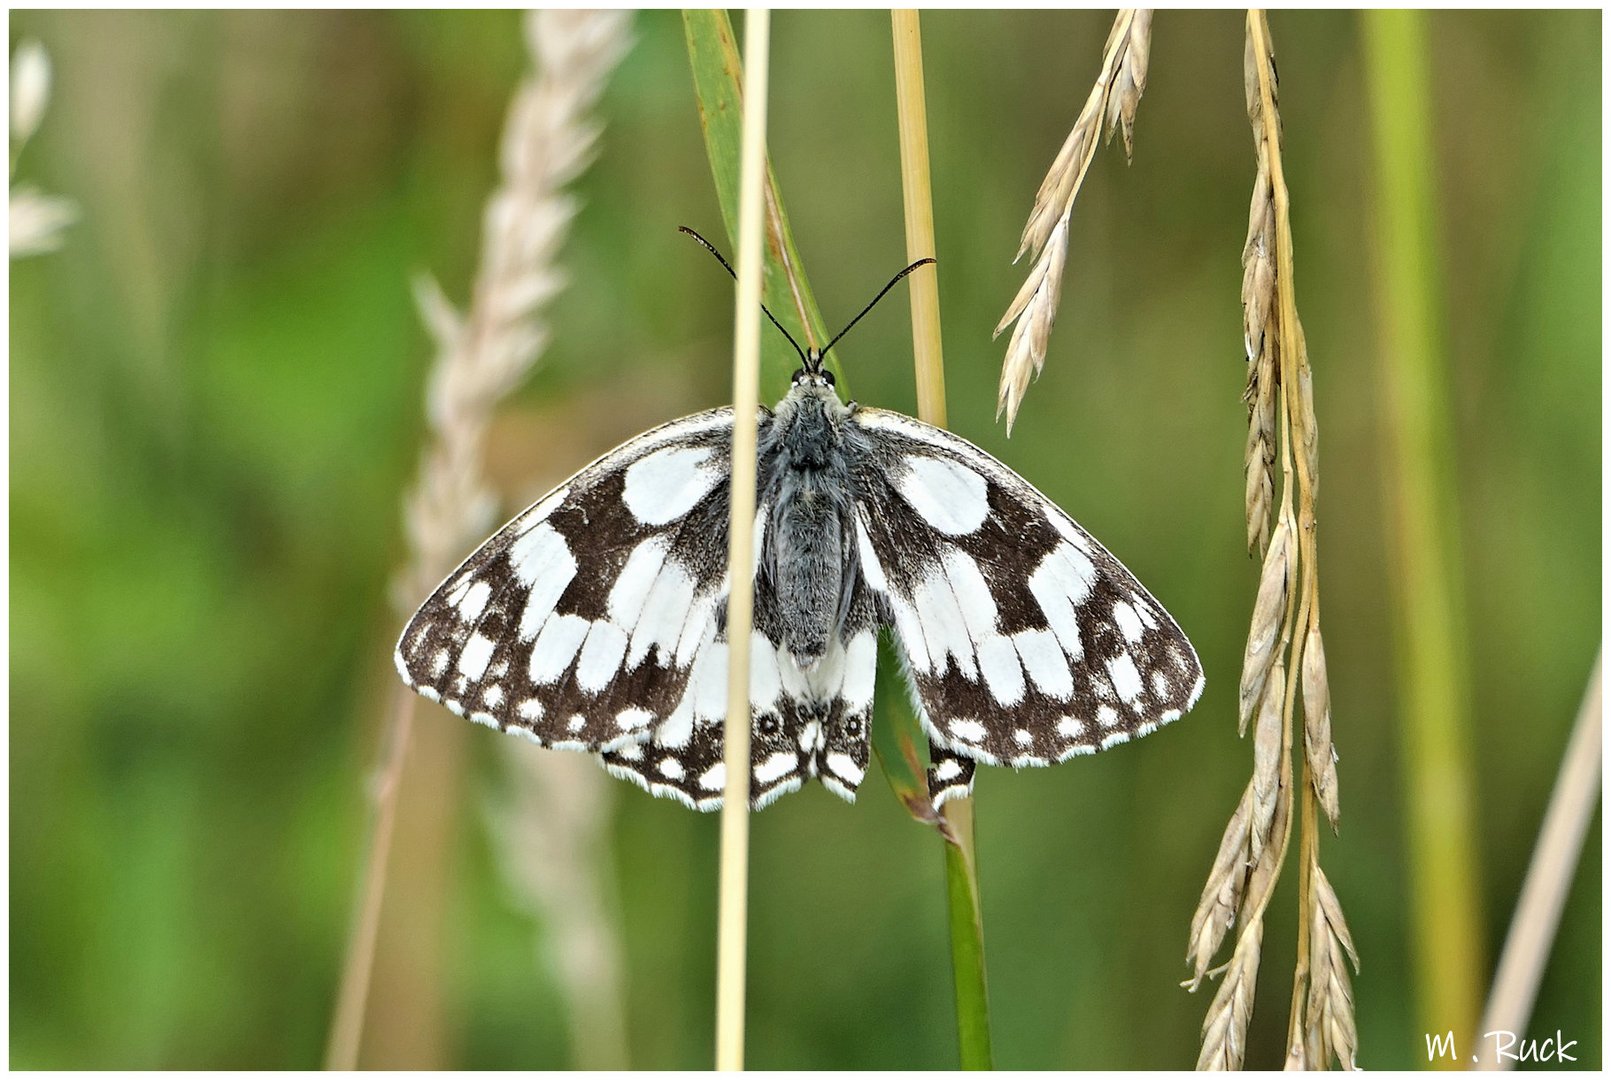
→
(848, 407, 1204, 786)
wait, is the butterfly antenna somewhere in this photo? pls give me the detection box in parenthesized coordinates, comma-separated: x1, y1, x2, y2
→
(678, 225, 809, 367)
(820, 256, 937, 358)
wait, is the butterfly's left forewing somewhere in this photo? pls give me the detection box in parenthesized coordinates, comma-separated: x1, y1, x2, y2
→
(396, 403, 874, 812)
(395, 408, 741, 754)
(849, 408, 1203, 802)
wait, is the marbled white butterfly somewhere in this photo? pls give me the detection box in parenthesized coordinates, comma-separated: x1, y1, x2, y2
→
(395, 239, 1203, 811)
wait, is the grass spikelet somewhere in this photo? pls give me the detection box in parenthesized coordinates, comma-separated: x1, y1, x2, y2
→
(9, 39, 75, 259)
(1103, 11, 1150, 159)
(1301, 627, 1339, 828)
(1185, 781, 1253, 987)
(1189, 13, 1352, 1069)
(1242, 357, 1277, 556)
(1193, 747, 1292, 1069)
(1249, 658, 1285, 865)
(1196, 921, 1263, 1071)
(403, 9, 632, 590)
(11, 39, 51, 151)
(993, 9, 1150, 434)
(1238, 516, 1290, 732)
(327, 12, 632, 1069)
(1303, 866, 1360, 1069)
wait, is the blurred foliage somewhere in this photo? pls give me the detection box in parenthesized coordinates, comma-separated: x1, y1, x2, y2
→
(9, 9, 1599, 1070)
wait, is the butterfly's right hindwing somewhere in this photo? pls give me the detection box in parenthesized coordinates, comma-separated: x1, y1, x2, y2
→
(395, 408, 740, 752)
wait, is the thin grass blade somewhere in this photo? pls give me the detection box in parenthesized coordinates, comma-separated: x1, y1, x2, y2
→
(684, 9, 835, 400)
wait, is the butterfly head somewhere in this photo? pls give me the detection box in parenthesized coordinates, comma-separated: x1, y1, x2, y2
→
(791, 348, 837, 393)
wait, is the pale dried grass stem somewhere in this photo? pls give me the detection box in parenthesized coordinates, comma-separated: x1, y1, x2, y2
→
(1476, 654, 1602, 1069)
(715, 10, 771, 1069)
(994, 9, 1151, 433)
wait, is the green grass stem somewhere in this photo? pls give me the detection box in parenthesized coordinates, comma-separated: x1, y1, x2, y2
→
(1360, 10, 1486, 1056)
(892, 9, 992, 1069)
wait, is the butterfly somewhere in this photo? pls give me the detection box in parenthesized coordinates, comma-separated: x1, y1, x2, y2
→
(395, 234, 1203, 812)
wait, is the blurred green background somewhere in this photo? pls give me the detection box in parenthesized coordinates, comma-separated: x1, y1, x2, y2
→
(9, 9, 1600, 1070)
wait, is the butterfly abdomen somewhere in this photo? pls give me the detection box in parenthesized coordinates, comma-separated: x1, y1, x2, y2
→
(763, 383, 861, 671)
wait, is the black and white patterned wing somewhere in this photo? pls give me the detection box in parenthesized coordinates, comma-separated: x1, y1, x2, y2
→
(395, 404, 871, 812)
(598, 535, 882, 811)
(396, 408, 743, 755)
(848, 408, 1204, 802)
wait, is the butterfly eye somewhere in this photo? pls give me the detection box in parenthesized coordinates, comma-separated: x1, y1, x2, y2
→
(822, 371, 836, 388)
(790, 367, 808, 385)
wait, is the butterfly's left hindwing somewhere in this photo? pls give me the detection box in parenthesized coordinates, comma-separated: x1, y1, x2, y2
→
(848, 408, 1204, 794)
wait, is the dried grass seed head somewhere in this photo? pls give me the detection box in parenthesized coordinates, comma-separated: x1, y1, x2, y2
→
(995, 9, 1151, 435)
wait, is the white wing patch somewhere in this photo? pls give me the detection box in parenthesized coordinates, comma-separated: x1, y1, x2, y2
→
(626, 557, 698, 667)
(1014, 628, 1073, 698)
(1107, 652, 1143, 706)
(896, 455, 990, 536)
(574, 621, 629, 693)
(914, 570, 976, 679)
(528, 613, 590, 685)
(606, 537, 669, 628)
(976, 635, 1026, 707)
(1112, 599, 1145, 644)
(623, 444, 722, 526)
(509, 523, 577, 590)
